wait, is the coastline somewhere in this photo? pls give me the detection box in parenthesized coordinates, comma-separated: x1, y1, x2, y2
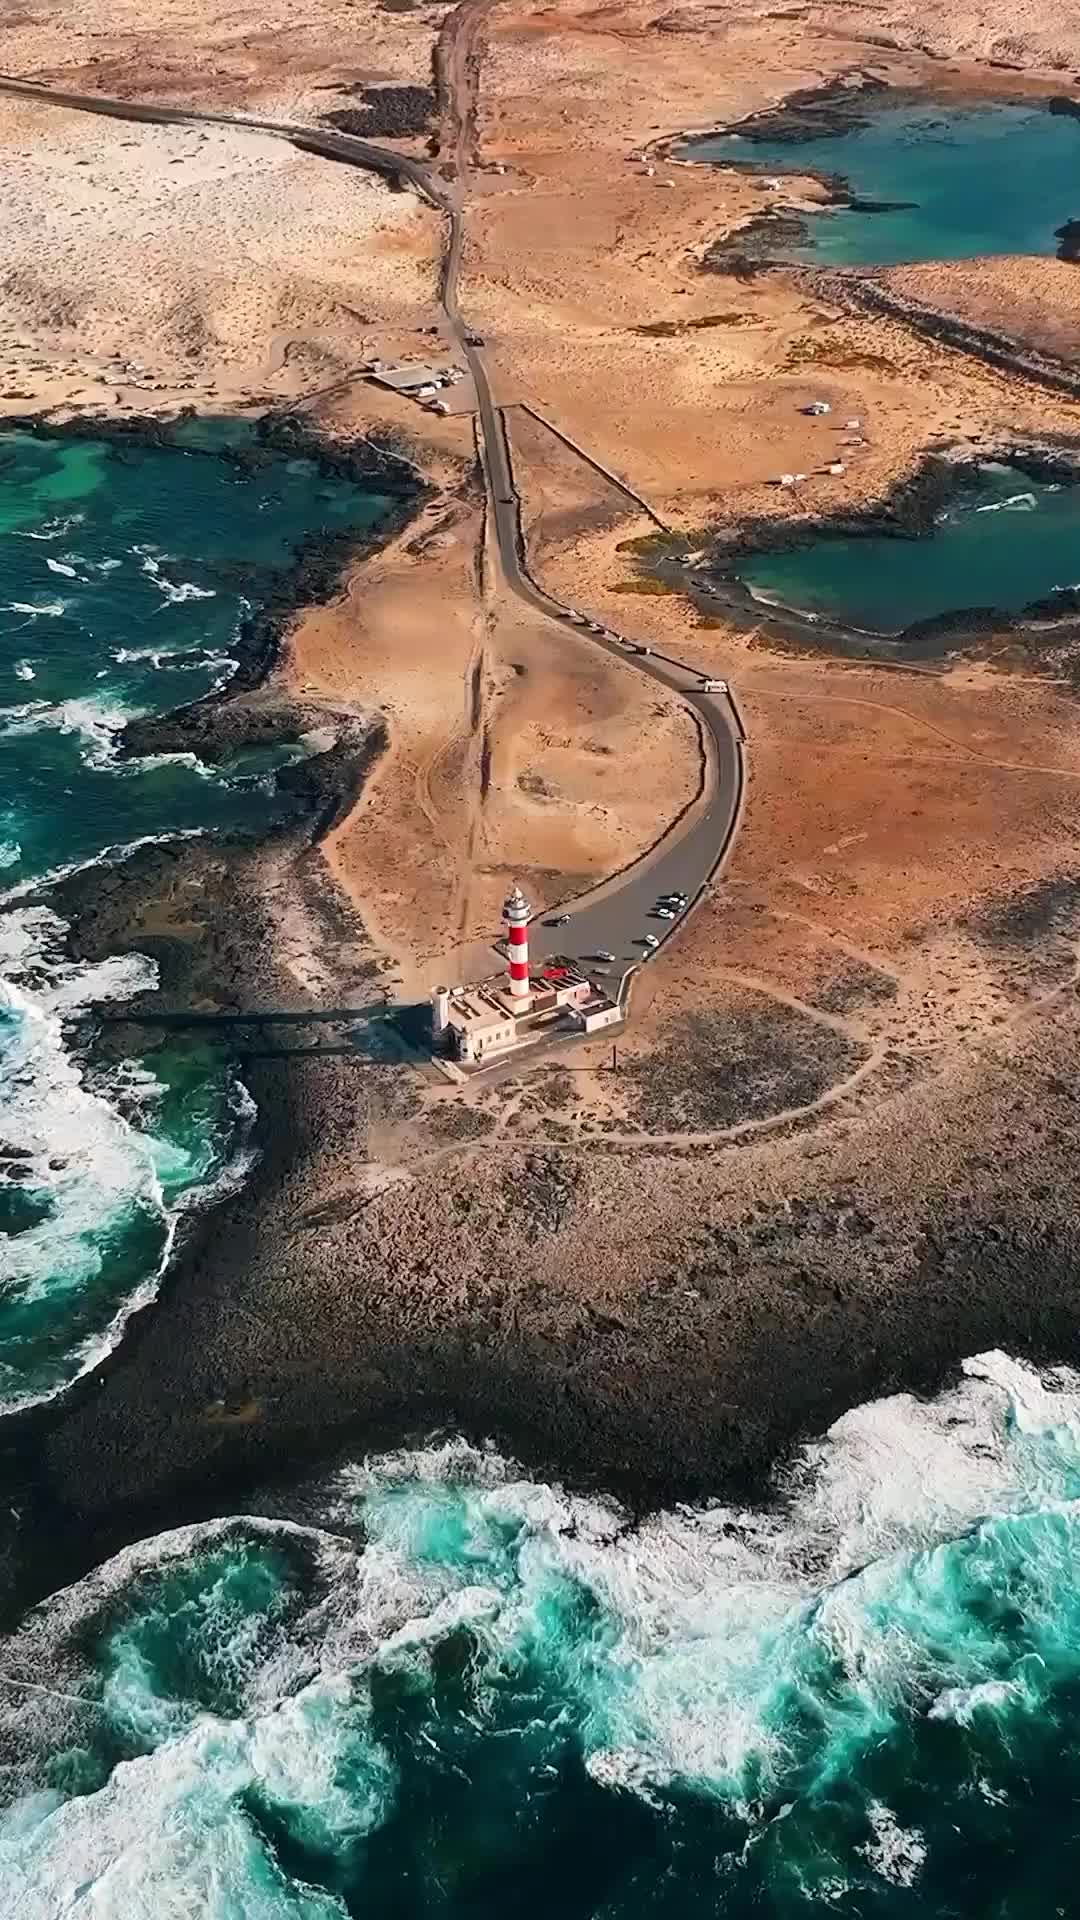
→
(0, 402, 429, 1614)
(5, 16, 1080, 1649)
(619, 437, 1080, 669)
(8, 399, 1080, 1624)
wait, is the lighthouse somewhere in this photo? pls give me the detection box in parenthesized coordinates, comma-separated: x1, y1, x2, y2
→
(503, 882, 532, 1004)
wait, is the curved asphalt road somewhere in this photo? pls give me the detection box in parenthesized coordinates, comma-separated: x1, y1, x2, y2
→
(0, 68, 746, 987)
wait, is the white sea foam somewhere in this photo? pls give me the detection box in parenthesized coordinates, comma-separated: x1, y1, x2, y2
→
(4, 1353, 1080, 1906)
(136, 545, 216, 608)
(0, 900, 258, 1414)
(156, 579, 217, 606)
(0, 693, 218, 781)
(3, 599, 66, 619)
(861, 1802, 926, 1888)
(974, 491, 1037, 513)
(0, 911, 167, 1411)
(0, 840, 19, 870)
(114, 643, 206, 666)
(3, 1720, 355, 1919)
(13, 661, 34, 681)
(45, 557, 77, 578)
(0, 694, 135, 766)
(11, 512, 85, 542)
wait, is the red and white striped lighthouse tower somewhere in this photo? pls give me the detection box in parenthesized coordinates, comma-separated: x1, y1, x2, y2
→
(503, 882, 532, 1004)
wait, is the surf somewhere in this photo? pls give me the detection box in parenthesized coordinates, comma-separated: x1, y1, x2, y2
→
(3, 1352, 1080, 1914)
(0, 418, 400, 1414)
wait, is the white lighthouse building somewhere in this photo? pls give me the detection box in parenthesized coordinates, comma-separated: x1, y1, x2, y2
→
(503, 882, 532, 1004)
(428, 881, 617, 1068)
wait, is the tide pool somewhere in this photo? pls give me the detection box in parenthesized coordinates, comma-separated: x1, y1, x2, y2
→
(0, 419, 399, 1410)
(734, 463, 1080, 633)
(684, 99, 1080, 266)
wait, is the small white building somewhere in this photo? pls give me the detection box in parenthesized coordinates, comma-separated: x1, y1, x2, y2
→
(573, 1000, 621, 1036)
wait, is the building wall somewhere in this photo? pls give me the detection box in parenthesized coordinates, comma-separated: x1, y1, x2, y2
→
(577, 1004, 621, 1035)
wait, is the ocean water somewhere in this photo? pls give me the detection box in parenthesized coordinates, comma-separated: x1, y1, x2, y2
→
(736, 462, 1080, 633)
(0, 421, 395, 1410)
(3, 1350, 1080, 1915)
(684, 100, 1080, 265)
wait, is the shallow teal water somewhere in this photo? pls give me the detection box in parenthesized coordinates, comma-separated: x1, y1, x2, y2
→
(0, 422, 396, 1411)
(4, 1352, 1080, 1917)
(735, 463, 1080, 632)
(684, 100, 1080, 265)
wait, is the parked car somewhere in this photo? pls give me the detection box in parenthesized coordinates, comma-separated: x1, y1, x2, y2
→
(595, 949, 615, 963)
(643, 934, 660, 949)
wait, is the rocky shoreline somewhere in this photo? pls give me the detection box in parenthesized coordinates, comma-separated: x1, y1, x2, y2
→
(672, 78, 1080, 279)
(622, 439, 1080, 667)
(12, 886, 1080, 1624)
(5, 422, 1080, 1631)
(0, 406, 427, 1615)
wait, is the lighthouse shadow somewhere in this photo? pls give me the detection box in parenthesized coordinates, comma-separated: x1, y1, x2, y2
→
(238, 1007, 416, 1064)
(384, 1000, 435, 1056)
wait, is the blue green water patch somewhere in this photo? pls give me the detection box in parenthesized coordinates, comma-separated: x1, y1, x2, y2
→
(0, 423, 391, 887)
(0, 419, 399, 1412)
(683, 100, 1080, 266)
(734, 462, 1080, 632)
(5, 1353, 1080, 1917)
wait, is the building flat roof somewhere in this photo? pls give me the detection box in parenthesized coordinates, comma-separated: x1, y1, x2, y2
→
(448, 988, 512, 1033)
(368, 363, 453, 392)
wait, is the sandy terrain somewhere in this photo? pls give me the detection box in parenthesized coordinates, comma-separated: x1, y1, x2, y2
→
(295, 465, 699, 985)
(882, 255, 1080, 365)
(0, 98, 436, 416)
(7, 0, 1080, 1539)
(0, 0, 440, 119)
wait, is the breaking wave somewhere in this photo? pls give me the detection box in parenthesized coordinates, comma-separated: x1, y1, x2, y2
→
(0, 904, 257, 1413)
(0, 416, 396, 1426)
(2, 599, 67, 619)
(5, 1353, 1080, 1913)
(974, 491, 1037, 514)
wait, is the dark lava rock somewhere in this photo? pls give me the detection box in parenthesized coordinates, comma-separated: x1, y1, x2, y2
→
(1048, 95, 1080, 120)
(1055, 217, 1080, 263)
(724, 75, 890, 146)
(323, 86, 435, 138)
(967, 873, 1080, 949)
(1025, 584, 1080, 618)
(704, 213, 806, 277)
(900, 606, 1015, 643)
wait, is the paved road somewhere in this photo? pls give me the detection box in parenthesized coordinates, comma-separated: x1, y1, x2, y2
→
(0, 75, 452, 208)
(0, 62, 747, 996)
(428, 5, 747, 980)
(442, 248, 746, 981)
